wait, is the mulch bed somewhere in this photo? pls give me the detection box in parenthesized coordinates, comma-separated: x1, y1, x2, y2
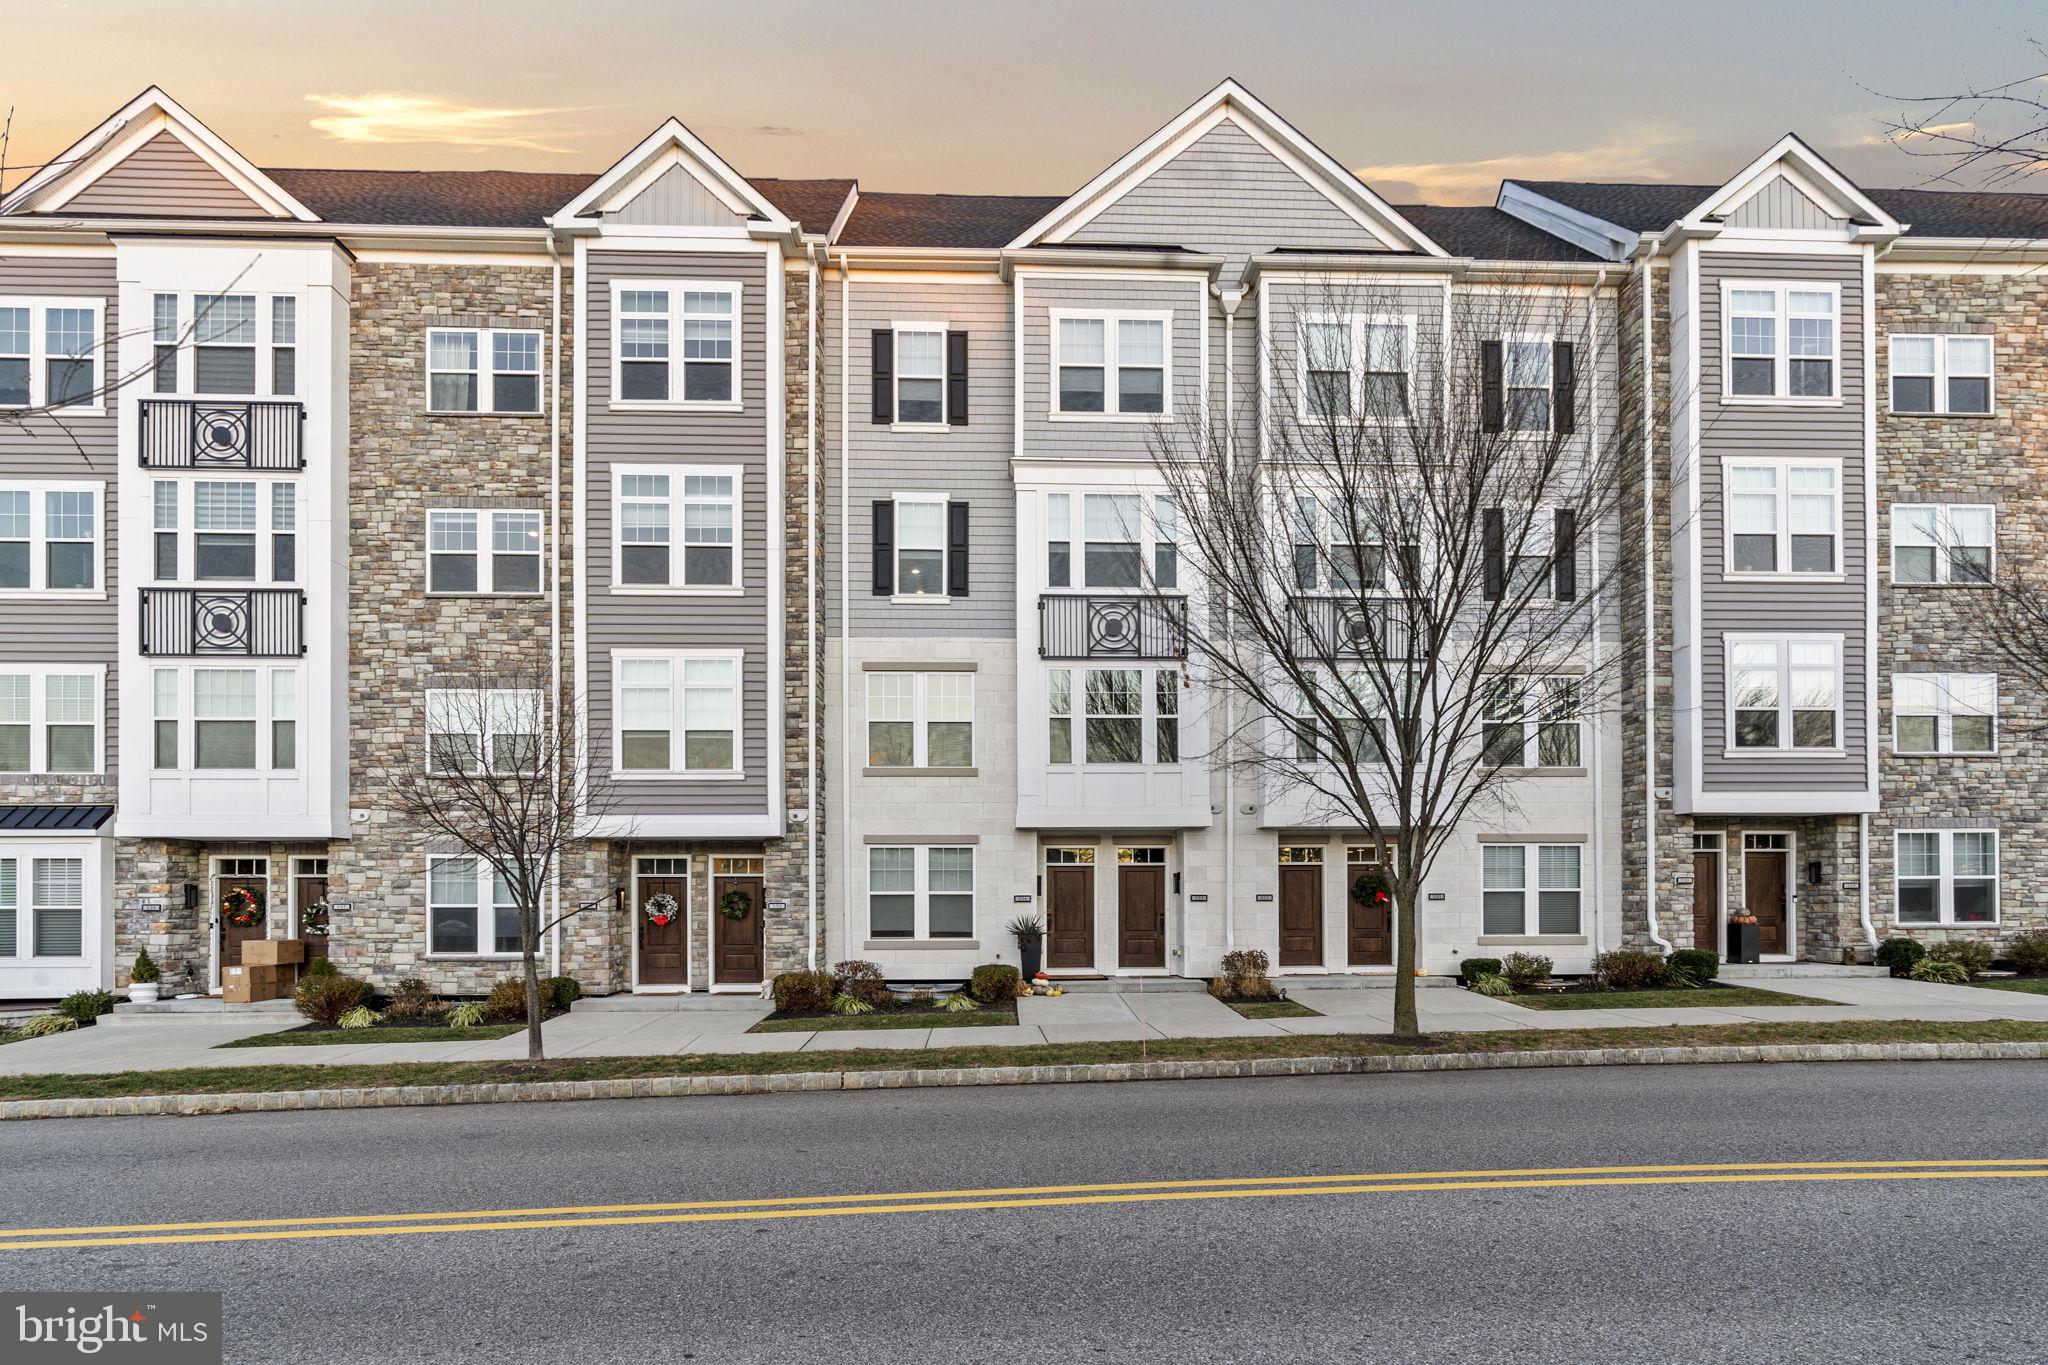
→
(753, 1002, 1018, 1033)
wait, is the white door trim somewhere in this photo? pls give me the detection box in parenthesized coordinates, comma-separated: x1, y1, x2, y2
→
(1739, 830, 1798, 961)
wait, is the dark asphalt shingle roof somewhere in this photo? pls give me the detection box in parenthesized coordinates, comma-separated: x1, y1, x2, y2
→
(836, 191, 1066, 248)
(748, 178, 856, 232)
(1392, 205, 1601, 262)
(0, 805, 113, 832)
(264, 168, 597, 227)
(1509, 178, 2048, 240)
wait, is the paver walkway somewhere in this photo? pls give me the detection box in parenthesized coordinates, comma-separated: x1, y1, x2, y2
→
(3, 977, 2045, 1077)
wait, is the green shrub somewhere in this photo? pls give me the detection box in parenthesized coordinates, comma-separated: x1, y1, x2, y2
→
(1926, 940, 1994, 977)
(829, 993, 875, 1016)
(969, 963, 1021, 1004)
(1213, 949, 1276, 1000)
(937, 993, 976, 1012)
(1459, 957, 1504, 986)
(2009, 930, 2048, 977)
(337, 1006, 380, 1030)
(1910, 958, 1971, 985)
(483, 977, 529, 1021)
(129, 948, 162, 984)
(831, 959, 891, 1007)
(544, 975, 583, 1009)
(1667, 948, 1720, 987)
(57, 989, 116, 1023)
(1875, 937, 1925, 978)
(445, 1001, 489, 1028)
(293, 973, 370, 1026)
(17, 1013, 79, 1038)
(1468, 973, 1514, 999)
(384, 978, 442, 1020)
(304, 955, 338, 978)
(772, 970, 835, 1014)
(1500, 952, 1553, 991)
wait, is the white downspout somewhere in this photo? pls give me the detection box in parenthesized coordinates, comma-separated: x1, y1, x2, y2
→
(1588, 270, 1608, 957)
(547, 232, 565, 976)
(805, 245, 820, 969)
(837, 254, 853, 959)
(1639, 255, 1671, 953)
(1214, 283, 1243, 950)
(1858, 813, 1876, 957)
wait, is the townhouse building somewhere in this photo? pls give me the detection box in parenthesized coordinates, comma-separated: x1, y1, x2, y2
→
(0, 80, 2042, 1001)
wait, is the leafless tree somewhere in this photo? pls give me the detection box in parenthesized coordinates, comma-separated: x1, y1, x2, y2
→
(1871, 42, 2048, 188)
(387, 676, 620, 1059)
(1147, 277, 1626, 1038)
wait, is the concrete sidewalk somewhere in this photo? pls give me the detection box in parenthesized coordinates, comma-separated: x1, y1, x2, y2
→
(3, 976, 2046, 1077)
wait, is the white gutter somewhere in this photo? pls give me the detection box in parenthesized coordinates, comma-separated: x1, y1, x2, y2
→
(1213, 282, 1244, 950)
(1639, 255, 1671, 953)
(546, 232, 565, 975)
(837, 253, 853, 961)
(805, 244, 820, 969)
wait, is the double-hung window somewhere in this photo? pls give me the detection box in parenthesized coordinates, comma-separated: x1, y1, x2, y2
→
(1504, 335, 1554, 431)
(0, 666, 101, 774)
(0, 299, 101, 409)
(614, 650, 741, 776)
(146, 293, 296, 397)
(1291, 496, 1417, 594)
(1726, 283, 1838, 399)
(867, 845, 975, 940)
(1291, 667, 1382, 766)
(1896, 830, 1998, 925)
(866, 672, 974, 770)
(147, 479, 295, 584)
(1725, 458, 1840, 574)
(1053, 312, 1169, 416)
(428, 855, 522, 956)
(1045, 492, 1177, 590)
(0, 482, 99, 593)
(152, 665, 297, 771)
(1891, 505, 1993, 585)
(0, 855, 86, 959)
(1048, 665, 1180, 764)
(427, 689, 543, 774)
(613, 282, 739, 405)
(1301, 315, 1412, 421)
(427, 509, 544, 594)
(427, 327, 543, 414)
(1481, 676, 1581, 768)
(1728, 634, 1841, 751)
(614, 466, 739, 590)
(1893, 674, 1996, 755)
(1481, 844, 1582, 935)
(894, 327, 946, 425)
(1890, 335, 1993, 415)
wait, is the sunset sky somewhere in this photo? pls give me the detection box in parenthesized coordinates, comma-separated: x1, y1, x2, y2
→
(5, 0, 2041, 204)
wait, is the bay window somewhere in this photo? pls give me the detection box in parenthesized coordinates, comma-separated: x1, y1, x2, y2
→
(1729, 635, 1841, 751)
(614, 466, 740, 590)
(0, 667, 101, 774)
(1890, 334, 1993, 415)
(1893, 674, 1996, 754)
(868, 845, 975, 940)
(1891, 505, 1993, 585)
(614, 650, 741, 776)
(1896, 830, 1998, 925)
(147, 479, 295, 584)
(1045, 491, 1177, 590)
(428, 855, 522, 956)
(1049, 665, 1180, 764)
(1053, 312, 1170, 416)
(1481, 843, 1582, 935)
(145, 293, 296, 397)
(1726, 283, 1838, 399)
(1726, 458, 1840, 574)
(151, 665, 297, 771)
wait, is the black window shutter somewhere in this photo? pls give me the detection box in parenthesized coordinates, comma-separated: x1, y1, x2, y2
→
(1553, 508, 1577, 601)
(1482, 508, 1505, 600)
(1553, 342, 1576, 436)
(946, 331, 969, 426)
(1480, 340, 1504, 434)
(947, 501, 970, 597)
(871, 330, 894, 424)
(871, 500, 894, 594)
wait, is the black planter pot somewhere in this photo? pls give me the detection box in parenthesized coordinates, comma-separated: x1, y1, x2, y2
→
(1019, 938, 1043, 981)
(1727, 921, 1762, 965)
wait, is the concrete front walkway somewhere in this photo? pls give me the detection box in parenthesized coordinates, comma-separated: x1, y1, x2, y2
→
(3, 977, 2046, 1077)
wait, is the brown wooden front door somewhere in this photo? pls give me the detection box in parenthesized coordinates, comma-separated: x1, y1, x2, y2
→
(637, 876, 690, 986)
(1347, 871, 1392, 967)
(295, 876, 330, 960)
(1745, 851, 1788, 956)
(1692, 852, 1720, 955)
(1278, 864, 1323, 967)
(1118, 865, 1165, 969)
(217, 876, 268, 970)
(712, 876, 764, 984)
(1047, 866, 1094, 969)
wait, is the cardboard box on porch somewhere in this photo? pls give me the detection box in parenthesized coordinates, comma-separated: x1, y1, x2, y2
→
(242, 939, 306, 967)
(222, 963, 290, 1004)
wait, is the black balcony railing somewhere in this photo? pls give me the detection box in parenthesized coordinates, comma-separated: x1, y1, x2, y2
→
(1039, 593, 1188, 660)
(139, 400, 305, 470)
(139, 588, 306, 657)
(1288, 595, 1424, 660)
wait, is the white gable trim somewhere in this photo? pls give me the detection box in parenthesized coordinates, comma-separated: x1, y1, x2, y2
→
(553, 118, 791, 228)
(3, 87, 316, 221)
(1007, 79, 1445, 257)
(1689, 134, 1900, 235)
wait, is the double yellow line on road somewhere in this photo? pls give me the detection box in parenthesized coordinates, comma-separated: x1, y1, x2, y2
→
(5, 1159, 2045, 1252)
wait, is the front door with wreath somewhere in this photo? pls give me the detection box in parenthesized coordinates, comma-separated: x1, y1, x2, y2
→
(218, 877, 268, 969)
(637, 876, 689, 986)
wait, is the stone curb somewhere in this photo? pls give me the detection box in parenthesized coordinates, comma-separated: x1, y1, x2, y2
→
(4, 1039, 2045, 1121)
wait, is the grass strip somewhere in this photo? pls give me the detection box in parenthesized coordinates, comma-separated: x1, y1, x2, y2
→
(750, 1009, 1018, 1034)
(218, 1024, 523, 1049)
(1967, 979, 2048, 996)
(4, 1019, 2047, 1104)
(1228, 1000, 1323, 1020)
(1504, 986, 1829, 1010)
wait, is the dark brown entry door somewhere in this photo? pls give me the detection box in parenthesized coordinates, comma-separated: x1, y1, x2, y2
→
(1745, 852, 1788, 956)
(1118, 866, 1165, 969)
(295, 876, 330, 960)
(1047, 866, 1094, 969)
(1347, 873, 1392, 966)
(713, 877, 764, 984)
(218, 876, 268, 970)
(1692, 853, 1719, 955)
(637, 876, 690, 985)
(1278, 864, 1323, 967)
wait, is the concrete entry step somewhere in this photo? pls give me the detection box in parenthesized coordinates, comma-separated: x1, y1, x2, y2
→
(1274, 974, 1458, 990)
(1049, 977, 1207, 994)
(103, 998, 299, 1026)
(1720, 962, 1888, 980)
(571, 992, 767, 1013)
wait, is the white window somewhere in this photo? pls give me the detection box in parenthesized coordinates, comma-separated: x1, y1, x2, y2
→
(270, 297, 296, 396)
(0, 666, 101, 775)
(894, 326, 946, 425)
(1896, 830, 1998, 925)
(1728, 635, 1841, 751)
(892, 494, 949, 597)
(0, 298, 101, 409)
(1891, 505, 1993, 585)
(1725, 282, 1838, 400)
(1890, 335, 1993, 415)
(1504, 335, 1554, 432)
(1893, 674, 1996, 755)
(1725, 458, 1840, 574)
(614, 466, 739, 591)
(1290, 495, 1418, 594)
(1481, 844, 1582, 935)
(1301, 314, 1412, 421)
(867, 845, 975, 940)
(427, 509, 544, 594)
(1048, 665, 1180, 765)
(145, 292, 298, 397)
(865, 672, 974, 769)
(1291, 667, 1383, 766)
(613, 281, 739, 406)
(0, 855, 86, 959)
(148, 479, 297, 585)
(1053, 312, 1169, 417)
(1482, 675, 1580, 768)
(1045, 491, 1177, 590)
(0, 482, 100, 594)
(427, 327, 543, 414)
(428, 855, 522, 956)
(427, 689, 543, 774)
(150, 665, 297, 771)
(614, 650, 741, 776)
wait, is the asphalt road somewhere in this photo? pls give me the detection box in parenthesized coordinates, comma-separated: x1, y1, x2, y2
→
(2, 1062, 2046, 1363)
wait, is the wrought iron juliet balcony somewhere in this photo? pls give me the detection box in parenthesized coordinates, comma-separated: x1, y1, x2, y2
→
(138, 399, 305, 470)
(139, 588, 306, 657)
(1038, 593, 1188, 660)
(1287, 595, 1425, 660)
